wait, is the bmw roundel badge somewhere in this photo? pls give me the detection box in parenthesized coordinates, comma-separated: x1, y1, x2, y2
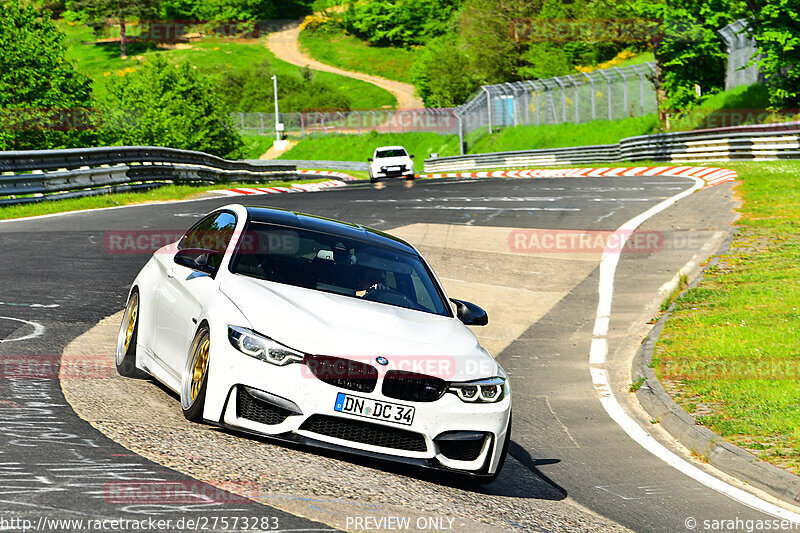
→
(376, 356, 389, 366)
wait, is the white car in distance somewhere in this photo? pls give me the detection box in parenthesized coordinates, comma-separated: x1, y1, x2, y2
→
(368, 146, 415, 183)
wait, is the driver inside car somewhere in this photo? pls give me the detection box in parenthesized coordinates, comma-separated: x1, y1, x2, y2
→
(355, 267, 389, 297)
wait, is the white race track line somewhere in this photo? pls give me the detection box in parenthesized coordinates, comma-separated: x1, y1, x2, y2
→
(0, 316, 45, 343)
(591, 178, 800, 521)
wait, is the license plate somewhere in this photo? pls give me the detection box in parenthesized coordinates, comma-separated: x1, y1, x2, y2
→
(388, 166, 401, 171)
(334, 392, 415, 426)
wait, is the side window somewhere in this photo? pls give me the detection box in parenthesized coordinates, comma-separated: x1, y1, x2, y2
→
(179, 211, 237, 254)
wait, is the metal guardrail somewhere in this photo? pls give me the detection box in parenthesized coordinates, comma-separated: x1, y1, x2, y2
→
(249, 159, 369, 172)
(424, 121, 800, 172)
(0, 146, 299, 206)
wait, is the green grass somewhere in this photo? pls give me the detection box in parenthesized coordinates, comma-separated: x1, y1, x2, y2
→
(0, 178, 326, 220)
(58, 21, 395, 108)
(468, 115, 660, 153)
(242, 135, 278, 159)
(464, 83, 781, 155)
(615, 51, 655, 68)
(299, 29, 416, 84)
(653, 160, 800, 473)
(277, 131, 460, 161)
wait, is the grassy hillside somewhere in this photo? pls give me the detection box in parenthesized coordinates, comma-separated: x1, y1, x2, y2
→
(277, 132, 460, 161)
(468, 116, 660, 153)
(299, 29, 415, 84)
(59, 22, 396, 109)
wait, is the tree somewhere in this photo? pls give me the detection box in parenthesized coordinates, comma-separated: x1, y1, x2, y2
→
(341, 0, 462, 47)
(746, 0, 800, 109)
(0, 0, 98, 150)
(626, 0, 747, 126)
(67, 0, 159, 58)
(100, 56, 243, 158)
(411, 36, 480, 107)
(212, 60, 352, 112)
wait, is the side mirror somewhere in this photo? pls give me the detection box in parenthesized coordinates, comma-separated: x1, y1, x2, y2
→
(175, 248, 218, 274)
(367, 157, 373, 162)
(450, 298, 488, 326)
(410, 154, 415, 159)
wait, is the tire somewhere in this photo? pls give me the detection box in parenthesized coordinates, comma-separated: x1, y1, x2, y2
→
(370, 176, 378, 183)
(115, 289, 149, 379)
(406, 175, 415, 181)
(181, 325, 210, 422)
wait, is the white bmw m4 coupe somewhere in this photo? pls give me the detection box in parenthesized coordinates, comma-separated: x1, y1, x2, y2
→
(117, 204, 511, 482)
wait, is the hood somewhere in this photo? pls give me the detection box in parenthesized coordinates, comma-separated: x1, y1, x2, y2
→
(220, 275, 498, 381)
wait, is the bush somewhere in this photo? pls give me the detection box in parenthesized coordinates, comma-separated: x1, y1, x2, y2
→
(0, 0, 98, 150)
(212, 60, 352, 112)
(340, 0, 461, 47)
(100, 56, 243, 158)
(411, 37, 480, 107)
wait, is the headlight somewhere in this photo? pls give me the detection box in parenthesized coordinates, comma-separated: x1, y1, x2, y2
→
(227, 326, 304, 366)
(448, 377, 506, 403)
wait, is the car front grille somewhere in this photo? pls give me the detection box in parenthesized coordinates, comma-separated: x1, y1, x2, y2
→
(299, 414, 427, 452)
(436, 434, 488, 462)
(236, 386, 294, 425)
(381, 370, 447, 402)
(305, 355, 378, 393)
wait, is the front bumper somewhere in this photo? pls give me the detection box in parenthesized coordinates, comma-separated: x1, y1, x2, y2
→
(372, 166, 414, 178)
(206, 341, 511, 475)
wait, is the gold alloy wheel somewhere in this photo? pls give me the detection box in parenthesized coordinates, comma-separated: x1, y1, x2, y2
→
(190, 334, 209, 403)
(122, 292, 138, 355)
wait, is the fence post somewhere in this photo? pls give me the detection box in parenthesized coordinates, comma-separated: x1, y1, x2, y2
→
(572, 76, 580, 123)
(258, 113, 264, 135)
(482, 87, 493, 134)
(615, 67, 628, 117)
(597, 70, 612, 120)
(632, 65, 645, 116)
(240, 113, 245, 134)
(457, 112, 465, 155)
(300, 113, 305, 138)
(583, 73, 596, 121)
(526, 81, 539, 126)
(553, 77, 567, 123)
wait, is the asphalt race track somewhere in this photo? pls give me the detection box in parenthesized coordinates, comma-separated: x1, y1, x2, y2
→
(0, 176, 792, 532)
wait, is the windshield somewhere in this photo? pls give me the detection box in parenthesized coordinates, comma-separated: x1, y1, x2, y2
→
(376, 148, 407, 158)
(230, 222, 450, 316)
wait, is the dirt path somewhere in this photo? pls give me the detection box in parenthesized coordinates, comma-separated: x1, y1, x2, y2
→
(267, 21, 423, 109)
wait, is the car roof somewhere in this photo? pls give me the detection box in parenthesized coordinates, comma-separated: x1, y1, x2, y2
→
(243, 205, 417, 254)
(375, 146, 406, 151)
